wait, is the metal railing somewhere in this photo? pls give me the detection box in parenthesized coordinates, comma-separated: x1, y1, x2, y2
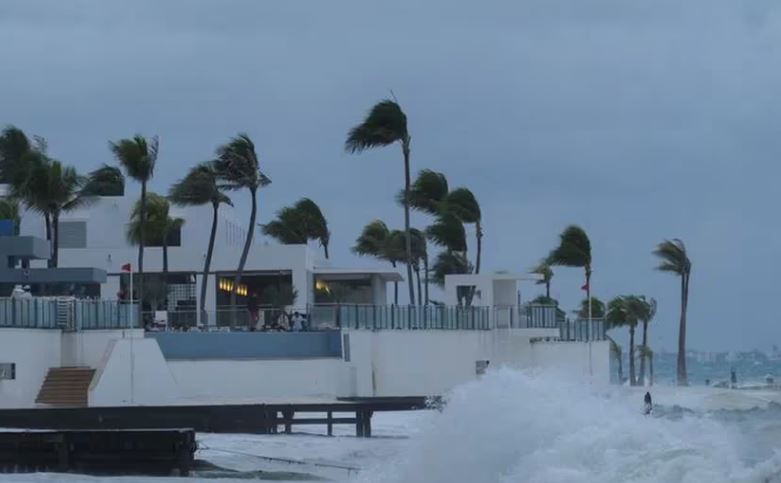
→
(0, 298, 139, 330)
(309, 304, 493, 330)
(0, 298, 58, 329)
(492, 305, 560, 329)
(559, 318, 607, 342)
(142, 308, 309, 332)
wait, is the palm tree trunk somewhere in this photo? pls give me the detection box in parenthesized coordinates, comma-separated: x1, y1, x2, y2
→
(424, 256, 429, 305)
(545, 281, 550, 299)
(323, 242, 329, 260)
(391, 261, 399, 305)
(629, 326, 636, 386)
(200, 202, 219, 325)
(231, 187, 257, 321)
(44, 213, 53, 268)
(138, 181, 146, 312)
(402, 141, 415, 305)
(51, 213, 59, 268)
(415, 265, 422, 307)
(677, 272, 689, 386)
(617, 354, 624, 383)
(475, 222, 482, 275)
(162, 230, 169, 312)
(639, 321, 648, 385)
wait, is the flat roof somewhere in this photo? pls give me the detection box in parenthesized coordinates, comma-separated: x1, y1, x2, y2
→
(313, 267, 403, 282)
(445, 272, 542, 282)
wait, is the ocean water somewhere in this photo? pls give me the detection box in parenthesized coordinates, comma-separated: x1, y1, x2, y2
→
(357, 368, 781, 483)
(650, 353, 781, 387)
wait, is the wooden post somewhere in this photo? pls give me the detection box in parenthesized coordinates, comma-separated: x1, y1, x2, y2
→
(327, 411, 333, 436)
(364, 411, 373, 438)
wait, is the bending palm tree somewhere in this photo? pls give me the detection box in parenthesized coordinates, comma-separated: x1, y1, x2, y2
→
(654, 239, 691, 386)
(636, 296, 657, 386)
(608, 336, 624, 383)
(444, 188, 482, 275)
(263, 198, 330, 259)
(353, 220, 401, 304)
(607, 296, 638, 385)
(111, 135, 158, 308)
(400, 169, 449, 215)
(547, 225, 593, 321)
(0, 126, 34, 185)
(531, 261, 554, 299)
(127, 193, 184, 309)
(169, 162, 232, 323)
(346, 99, 415, 304)
(213, 134, 271, 317)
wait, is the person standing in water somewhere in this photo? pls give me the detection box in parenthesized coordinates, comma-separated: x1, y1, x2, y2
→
(644, 392, 653, 415)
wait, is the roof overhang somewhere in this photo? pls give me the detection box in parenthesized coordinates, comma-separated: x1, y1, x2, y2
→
(313, 268, 403, 283)
(0, 268, 107, 284)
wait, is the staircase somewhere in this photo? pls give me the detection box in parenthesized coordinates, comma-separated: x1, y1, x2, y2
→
(35, 367, 95, 407)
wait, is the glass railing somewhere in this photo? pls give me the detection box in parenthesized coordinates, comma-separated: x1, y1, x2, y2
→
(0, 298, 58, 329)
(559, 318, 607, 341)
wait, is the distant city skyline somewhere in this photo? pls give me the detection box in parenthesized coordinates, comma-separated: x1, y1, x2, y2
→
(1, 0, 780, 351)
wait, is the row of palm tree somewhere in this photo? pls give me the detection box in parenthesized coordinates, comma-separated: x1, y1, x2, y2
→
(535, 224, 692, 386)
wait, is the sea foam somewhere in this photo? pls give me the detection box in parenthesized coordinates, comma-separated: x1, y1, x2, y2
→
(358, 368, 781, 483)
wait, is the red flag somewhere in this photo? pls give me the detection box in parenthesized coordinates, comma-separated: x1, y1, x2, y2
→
(121, 263, 132, 272)
(581, 282, 589, 291)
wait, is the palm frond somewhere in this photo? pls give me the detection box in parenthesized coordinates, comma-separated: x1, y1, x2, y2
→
(213, 133, 270, 191)
(169, 161, 232, 208)
(110, 135, 157, 182)
(352, 220, 390, 258)
(531, 261, 553, 285)
(81, 164, 125, 197)
(0, 126, 32, 184)
(345, 100, 408, 153)
(430, 251, 471, 287)
(653, 239, 690, 275)
(443, 187, 481, 224)
(547, 225, 591, 269)
(426, 212, 466, 252)
(398, 169, 449, 214)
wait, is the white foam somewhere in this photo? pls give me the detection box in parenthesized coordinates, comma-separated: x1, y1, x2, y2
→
(357, 368, 781, 483)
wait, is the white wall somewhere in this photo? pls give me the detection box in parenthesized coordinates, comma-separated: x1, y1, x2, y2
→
(530, 340, 611, 385)
(89, 338, 177, 406)
(345, 328, 579, 397)
(167, 359, 348, 402)
(61, 329, 144, 368)
(0, 330, 62, 408)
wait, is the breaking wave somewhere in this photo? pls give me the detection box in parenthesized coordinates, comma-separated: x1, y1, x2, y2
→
(359, 368, 781, 483)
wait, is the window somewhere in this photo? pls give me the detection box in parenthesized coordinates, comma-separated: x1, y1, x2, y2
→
(58, 221, 87, 248)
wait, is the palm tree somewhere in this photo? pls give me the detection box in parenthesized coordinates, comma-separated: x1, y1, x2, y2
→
(409, 228, 428, 305)
(547, 225, 592, 321)
(0, 126, 34, 185)
(262, 198, 330, 259)
(169, 162, 232, 323)
(608, 336, 624, 383)
(636, 296, 657, 386)
(653, 239, 692, 386)
(607, 296, 638, 385)
(0, 198, 20, 235)
(401, 169, 449, 215)
(426, 212, 466, 253)
(430, 251, 472, 304)
(353, 220, 401, 304)
(531, 261, 554, 299)
(444, 188, 482, 275)
(110, 135, 158, 308)
(346, 99, 415, 304)
(576, 296, 605, 319)
(127, 193, 184, 310)
(213, 134, 271, 316)
(81, 164, 125, 197)
(16, 158, 88, 267)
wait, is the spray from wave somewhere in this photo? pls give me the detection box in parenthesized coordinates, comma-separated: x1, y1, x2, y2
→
(359, 368, 781, 483)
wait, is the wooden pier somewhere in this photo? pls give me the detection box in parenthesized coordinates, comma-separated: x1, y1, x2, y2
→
(0, 398, 429, 438)
(0, 429, 196, 475)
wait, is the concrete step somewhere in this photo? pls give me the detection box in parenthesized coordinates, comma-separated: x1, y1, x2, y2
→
(35, 367, 95, 407)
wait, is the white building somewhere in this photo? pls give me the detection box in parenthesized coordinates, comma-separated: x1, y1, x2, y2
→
(17, 193, 399, 325)
(0, 192, 611, 409)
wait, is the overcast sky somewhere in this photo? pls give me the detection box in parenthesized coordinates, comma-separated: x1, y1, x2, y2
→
(1, 0, 780, 351)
